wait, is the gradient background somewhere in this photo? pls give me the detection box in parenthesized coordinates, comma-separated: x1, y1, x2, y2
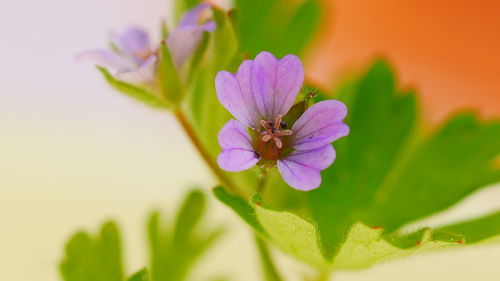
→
(1, 0, 499, 280)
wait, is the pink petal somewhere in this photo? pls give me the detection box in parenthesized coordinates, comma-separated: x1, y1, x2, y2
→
(217, 119, 259, 172)
(115, 55, 157, 84)
(216, 61, 261, 128)
(275, 54, 304, 116)
(278, 145, 336, 191)
(179, 3, 212, 27)
(251, 51, 303, 119)
(115, 27, 151, 59)
(166, 25, 205, 69)
(291, 100, 349, 151)
(75, 49, 135, 70)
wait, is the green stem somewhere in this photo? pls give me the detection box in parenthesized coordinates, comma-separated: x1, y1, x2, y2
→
(256, 167, 269, 194)
(255, 234, 284, 281)
(173, 108, 240, 195)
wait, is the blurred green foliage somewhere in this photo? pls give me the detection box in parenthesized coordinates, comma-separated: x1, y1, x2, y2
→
(97, 67, 169, 109)
(60, 190, 223, 281)
(60, 222, 124, 281)
(234, 0, 321, 57)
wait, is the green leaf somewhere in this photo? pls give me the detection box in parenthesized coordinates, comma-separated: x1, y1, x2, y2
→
(369, 113, 500, 231)
(97, 67, 168, 109)
(60, 221, 124, 281)
(234, 0, 321, 57)
(306, 60, 419, 259)
(212, 7, 239, 71)
(174, 0, 201, 22)
(127, 269, 148, 281)
(224, 59, 500, 270)
(186, 8, 258, 193)
(436, 211, 500, 244)
(253, 203, 328, 270)
(157, 43, 185, 104)
(250, 202, 467, 270)
(254, 235, 284, 281)
(213, 186, 264, 233)
(173, 189, 206, 245)
(332, 223, 462, 270)
(148, 189, 224, 281)
(147, 211, 171, 281)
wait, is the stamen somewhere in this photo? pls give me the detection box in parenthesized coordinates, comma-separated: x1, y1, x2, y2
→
(274, 137, 283, 149)
(262, 135, 272, 142)
(274, 115, 282, 130)
(258, 115, 292, 150)
(278, 130, 293, 136)
(260, 120, 268, 128)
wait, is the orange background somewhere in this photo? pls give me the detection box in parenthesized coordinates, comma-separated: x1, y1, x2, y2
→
(308, 0, 500, 125)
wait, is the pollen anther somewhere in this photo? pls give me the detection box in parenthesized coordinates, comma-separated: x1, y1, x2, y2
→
(259, 114, 293, 149)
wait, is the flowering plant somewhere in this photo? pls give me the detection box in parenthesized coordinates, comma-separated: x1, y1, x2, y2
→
(62, 0, 500, 280)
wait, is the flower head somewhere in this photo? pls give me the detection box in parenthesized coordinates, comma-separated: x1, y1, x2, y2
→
(215, 51, 349, 191)
(77, 3, 215, 84)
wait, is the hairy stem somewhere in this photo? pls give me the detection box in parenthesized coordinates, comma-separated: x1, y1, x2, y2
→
(255, 234, 284, 281)
(173, 108, 239, 195)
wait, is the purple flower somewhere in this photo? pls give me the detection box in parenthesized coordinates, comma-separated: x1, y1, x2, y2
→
(77, 3, 215, 84)
(215, 51, 349, 191)
(167, 3, 216, 69)
(77, 26, 157, 84)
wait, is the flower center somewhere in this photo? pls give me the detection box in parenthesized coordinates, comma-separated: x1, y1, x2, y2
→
(254, 114, 293, 160)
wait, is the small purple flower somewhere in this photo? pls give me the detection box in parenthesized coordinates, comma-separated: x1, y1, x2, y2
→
(77, 3, 215, 84)
(215, 51, 349, 191)
(77, 26, 157, 84)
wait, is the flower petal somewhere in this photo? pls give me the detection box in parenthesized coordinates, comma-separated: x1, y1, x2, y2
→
(179, 3, 212, 27)
(201, 20, 216, 32)
(167, 25, 204, 69)
(75, 49, 134, 70)
(115, 27, 151, 58)
(278, 145, 336, 191)
(291, 100, 349, 150)
(216, 61, 261, 127)
(115, 55, 157, 84)
(217, 119, 259, 171)
(251, 52, 303, 119)
(275, 54, 304, 116)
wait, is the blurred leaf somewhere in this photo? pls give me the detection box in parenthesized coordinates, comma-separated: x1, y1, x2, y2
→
(174, 0, 201, 22)
(173, 189, 206, 245)
(186, 8, 258, 195)
(234, 0, 321, 57)
(148, 189, 224, 281)
(97, 67, 168, 109)
(368, 113, 500, 231)
(255, 236, 284, 281)
(60, 222, 124, 281)
(60, 190, 222, 281)
(188, 7, 238, 157)
(212, 8, 240, 71)
(148, 211, 171, 281)
(187, 32, 210, 84)
(157, 42, 185, 104)
(127, 269, 148, 281)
